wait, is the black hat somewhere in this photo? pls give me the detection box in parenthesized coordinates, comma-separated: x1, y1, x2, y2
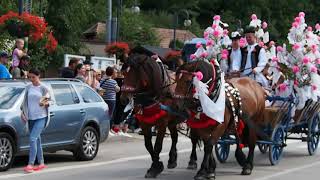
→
(83, 59, 93, 65)
(130, 45, 155, 57)
(0, 51, 8, 58)
(231, 31, 242, 40)
(244, 26, 256, 34)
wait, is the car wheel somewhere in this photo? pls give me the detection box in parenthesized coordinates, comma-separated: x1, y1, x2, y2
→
(0, 132, 15, 172)
(73, 126, 99, 161)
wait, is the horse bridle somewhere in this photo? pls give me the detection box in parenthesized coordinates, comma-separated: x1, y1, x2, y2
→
(123, 56, 170, 106)
(178, 60, 217, 100)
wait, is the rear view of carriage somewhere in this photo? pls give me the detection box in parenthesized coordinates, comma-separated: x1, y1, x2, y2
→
(215, 95, 320, 165)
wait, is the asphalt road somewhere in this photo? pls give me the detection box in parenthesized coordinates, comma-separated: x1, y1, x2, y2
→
(1, 133, 320, 180)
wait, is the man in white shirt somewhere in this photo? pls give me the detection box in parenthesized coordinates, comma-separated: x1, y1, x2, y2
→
(221, 31, 242, 78)
(240, 26, 268, 87)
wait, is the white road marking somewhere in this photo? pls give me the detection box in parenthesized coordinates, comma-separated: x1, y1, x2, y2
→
(0, 148, 192, 179)
(254, 160, 320, 180)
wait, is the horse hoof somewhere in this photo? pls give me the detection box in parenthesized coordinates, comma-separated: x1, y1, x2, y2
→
(194, 174, 207, 180)
(145, 171, 157, 178)
(241, 168, 252, 175)
(206, 173, 216, 180)
(187, 161, 197, 170)
(144, 161, 164, 178)
(167, 162, 177, 169)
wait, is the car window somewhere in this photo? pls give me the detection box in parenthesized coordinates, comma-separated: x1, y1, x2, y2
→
(0, 86, 24, 109)
(51, 84, 80, 106)
(75, 85, 102, 103)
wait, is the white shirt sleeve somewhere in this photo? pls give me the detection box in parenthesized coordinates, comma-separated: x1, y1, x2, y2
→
(255, 48, 268, 73)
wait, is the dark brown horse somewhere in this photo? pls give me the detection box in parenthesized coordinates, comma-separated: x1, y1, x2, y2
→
(120, 54, 187, 178)
(174, 60, 266, 180)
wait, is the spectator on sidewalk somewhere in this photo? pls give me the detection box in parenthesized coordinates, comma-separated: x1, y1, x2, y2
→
(100, 67, 120, 136)
(60, 58, 80, 78)
(21, 68, 50, 173)
(75, 63, 96, 88)
(12, 55, 30, 79)
(113, 72, 132, 137)
(11, 39, 27, 70)
(0, 52, 11, 79)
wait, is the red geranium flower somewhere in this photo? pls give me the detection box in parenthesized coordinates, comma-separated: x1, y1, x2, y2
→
(105, 42, 130, 54)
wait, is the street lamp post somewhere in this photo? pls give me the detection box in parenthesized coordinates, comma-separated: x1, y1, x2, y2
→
(173, 10, 191, 50)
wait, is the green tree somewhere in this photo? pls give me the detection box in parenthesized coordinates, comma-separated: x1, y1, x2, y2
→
(119, 9, 159, 46)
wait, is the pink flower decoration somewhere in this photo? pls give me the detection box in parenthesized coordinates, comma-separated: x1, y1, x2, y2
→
(213, 15, 221, 21)
(201, 52, 208, 58)
(212, 24, 217, 29)
(196, 42, 202, 49)
(292, 22, 299, 28)
(307, 26, 313, 32)
(294, 80, 299, 86)
(221, 49, 229, 56)
(239, 38, 247, 48)
(190, 54, 196, 60)
(310, 65, 317, 73)
(279, 83, 287, 92)
(311, 44, 318, 53)
(259, 41, 265, 47)
(316, 58, 320, 64)
(293, 43, 300, 50)
(269, 41, 275, 46)
(299, 12, 305, 17)
(213, 30, 220, 38)
(272, 57, 279, 62)
(206, 39, 214, 46)
(221, 54, 228, 60)
(223, 29, 229, 36)
(251, 14, 257, 20)
(277, 46, 284, 52)
(312, 84, 317, 91)
(294, 17, 301, 24)
(193, 71, 204, 81)
(316, 23, 320, 30)
(303, 56, 310, 64)
(262, 22, 268, 29)
(292, 66, 300, 73)
(204, 31, 209, 38)
(221, 49, 229, 60)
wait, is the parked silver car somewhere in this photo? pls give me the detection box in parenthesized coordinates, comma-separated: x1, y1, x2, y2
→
(0, 79, 110, 171)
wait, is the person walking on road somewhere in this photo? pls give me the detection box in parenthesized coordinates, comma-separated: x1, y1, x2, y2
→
(21, 68, 51, 173)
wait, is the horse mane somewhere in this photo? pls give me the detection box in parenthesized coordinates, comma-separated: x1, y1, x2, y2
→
(127, 54, 163, 96)
(177, 60, 213, 83)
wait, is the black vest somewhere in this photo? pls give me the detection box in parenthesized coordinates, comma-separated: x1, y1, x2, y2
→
(240, 45, 262, 70)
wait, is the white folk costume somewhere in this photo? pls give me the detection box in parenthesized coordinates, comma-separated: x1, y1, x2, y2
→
(241, 42, 268, 87)
(221, 31, 242, 73)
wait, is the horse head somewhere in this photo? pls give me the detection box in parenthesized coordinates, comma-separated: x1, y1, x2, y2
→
(174, 60, 215, 110)
(120, 54, 163, 106)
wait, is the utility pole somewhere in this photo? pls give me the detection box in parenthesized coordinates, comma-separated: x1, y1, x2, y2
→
(18, 0, 23, 15)
(106, 0, 112, 44)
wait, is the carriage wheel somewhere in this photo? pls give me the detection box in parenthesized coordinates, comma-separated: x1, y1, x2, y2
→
(269, 125, 285, 165)
(307, 114, 320, 156)
(258, 143, 269, 154)
(215, 142, 230, 163)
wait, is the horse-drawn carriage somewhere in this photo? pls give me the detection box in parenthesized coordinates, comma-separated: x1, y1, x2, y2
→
(215, 96, 320, 165)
